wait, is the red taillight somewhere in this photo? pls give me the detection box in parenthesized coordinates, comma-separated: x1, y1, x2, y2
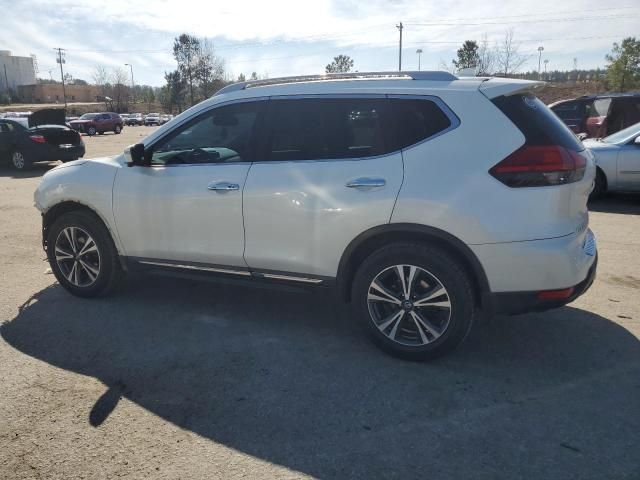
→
(490, 145, 586, 187)
(29, 134, 46, 143)
(537, 287, 574, 300)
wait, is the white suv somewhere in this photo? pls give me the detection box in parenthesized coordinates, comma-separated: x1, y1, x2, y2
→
(34, 71, 598, 360)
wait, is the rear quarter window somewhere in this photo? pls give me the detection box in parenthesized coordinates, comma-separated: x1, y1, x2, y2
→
(493, 94, 584, 152)
(389, 98, 453, 150)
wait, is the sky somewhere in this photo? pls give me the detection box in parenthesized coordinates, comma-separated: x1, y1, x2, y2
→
(1, 0, 638, 86)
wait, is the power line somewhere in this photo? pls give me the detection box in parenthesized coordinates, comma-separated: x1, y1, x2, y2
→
(405, 13, 639, 27)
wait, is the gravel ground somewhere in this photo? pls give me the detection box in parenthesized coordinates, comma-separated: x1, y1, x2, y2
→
(1, 126, 639, 479)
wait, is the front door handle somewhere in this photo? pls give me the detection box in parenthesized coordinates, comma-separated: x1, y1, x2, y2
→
(208, 181, 240, 191)
(345, 177, 386, 188)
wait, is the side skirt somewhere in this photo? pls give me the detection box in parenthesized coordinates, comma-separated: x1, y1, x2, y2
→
(124, 257, 335, 292)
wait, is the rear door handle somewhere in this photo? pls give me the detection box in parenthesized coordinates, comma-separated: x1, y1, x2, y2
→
(207, 181, 239, 191)
(346, 177, 386, 188)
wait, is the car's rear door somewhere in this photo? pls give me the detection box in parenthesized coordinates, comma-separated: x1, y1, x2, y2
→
(113, 99, 266, 269)
(242, 96, 403, 279)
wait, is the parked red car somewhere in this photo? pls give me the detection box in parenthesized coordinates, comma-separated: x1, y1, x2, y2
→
(68, 112, 124, 136)
(550, 93, 640, 138)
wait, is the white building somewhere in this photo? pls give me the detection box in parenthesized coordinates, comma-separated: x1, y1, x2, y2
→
(0, 51, 36, 91)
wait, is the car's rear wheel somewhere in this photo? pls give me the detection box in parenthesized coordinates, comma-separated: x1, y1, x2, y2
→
(352, 243, 476, 360)
(11, 150, 30, 170)
(87, 126, 97, 136)
(114, 124, 122, 134)
(47, 211, 123, 297)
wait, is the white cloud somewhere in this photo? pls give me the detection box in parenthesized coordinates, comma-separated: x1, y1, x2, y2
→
(4, 0, 638, 85)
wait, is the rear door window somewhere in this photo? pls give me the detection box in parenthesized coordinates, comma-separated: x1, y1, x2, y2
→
(265, 98, 390, 161)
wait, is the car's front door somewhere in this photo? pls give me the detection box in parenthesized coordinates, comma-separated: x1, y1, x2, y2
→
(113, 99, 265, 269)
(242, 96, 403, 279)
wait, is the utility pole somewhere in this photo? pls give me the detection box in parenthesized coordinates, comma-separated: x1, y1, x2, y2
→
(544, 59, 549, 80)
(125, 63, 135, 105)
(396, 22, 403, 71)
(54, 47, 67, 108)
(537, 46, 544, 80)
(3, 65, 9, 92)
(416, 49, 423, 71)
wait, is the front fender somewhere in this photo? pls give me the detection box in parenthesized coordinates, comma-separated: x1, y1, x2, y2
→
(35, 157, 124, 254)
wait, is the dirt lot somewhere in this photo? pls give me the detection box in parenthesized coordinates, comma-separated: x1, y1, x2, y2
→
(0, 127, 639, 479)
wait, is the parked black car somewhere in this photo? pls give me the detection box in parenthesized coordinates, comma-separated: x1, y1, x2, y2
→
(0, 109, 85, 170)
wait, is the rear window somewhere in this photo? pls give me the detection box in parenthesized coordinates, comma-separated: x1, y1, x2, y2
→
(493, 94, 584, 152)
(390, 98, 453, 150)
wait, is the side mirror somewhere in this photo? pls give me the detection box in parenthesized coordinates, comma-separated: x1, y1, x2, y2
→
(125, 143, 148, 167)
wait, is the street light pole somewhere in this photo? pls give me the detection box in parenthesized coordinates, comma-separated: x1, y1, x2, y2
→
(124, 63, 135, 105)
(416, 49, 423, 71)
(544, 59, 549, 80)
(537, 46, 544, 80)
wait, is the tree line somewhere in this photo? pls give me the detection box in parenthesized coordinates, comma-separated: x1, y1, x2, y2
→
(448, 33, 639, 91)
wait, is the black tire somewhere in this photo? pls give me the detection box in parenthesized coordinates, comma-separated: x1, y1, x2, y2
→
(589, 168, 607, 201)
(11, 150, 31, 170)
(87, 126, 97, 136)
(352, 243, 476, 361)
(47, 211, 124, 298)
(114, 124, 122, 134)
(98, 131, 104, 135)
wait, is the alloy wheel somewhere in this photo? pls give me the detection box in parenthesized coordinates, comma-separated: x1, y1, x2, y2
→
(367, 264, 452, 346)
(54, 226, 101, 287)
(12, 152, 25, 169)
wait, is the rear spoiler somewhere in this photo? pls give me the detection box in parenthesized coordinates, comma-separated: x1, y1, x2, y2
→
(479, 78, 545, 99)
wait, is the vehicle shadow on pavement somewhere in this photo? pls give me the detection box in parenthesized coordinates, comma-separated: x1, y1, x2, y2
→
(589, 193, 640, 215)
(3, 278, 640, 479)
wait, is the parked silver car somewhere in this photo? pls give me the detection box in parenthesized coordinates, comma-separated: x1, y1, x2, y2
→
(583, 122, 640, 197)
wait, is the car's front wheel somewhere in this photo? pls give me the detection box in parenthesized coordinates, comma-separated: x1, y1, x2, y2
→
(47, 211, 123, 297)
(11, 150, 30, 170)
(114, 124, 122, 134)
(87, 126, 97, 136)
(352, 243, 476, 360)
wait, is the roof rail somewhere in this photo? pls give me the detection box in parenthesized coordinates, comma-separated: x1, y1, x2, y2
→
(214, 71, 457, 96)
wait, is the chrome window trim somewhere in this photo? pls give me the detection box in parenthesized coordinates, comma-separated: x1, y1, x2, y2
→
(141, 93, 460, 168)
(252, 93, 460, 164)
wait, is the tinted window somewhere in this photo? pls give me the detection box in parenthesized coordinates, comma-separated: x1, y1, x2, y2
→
(551, 101, 583, 120)
(266, 98, 388, 161)
(151, 101, 262, 165)
(493, 94, 584, 152)
(0, 122, 11, 132)
(390, 98, 453, 149)
(587, 98, 611, 118)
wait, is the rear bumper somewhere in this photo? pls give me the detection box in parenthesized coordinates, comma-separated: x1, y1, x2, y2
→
(30, 143, 85, 162)
(490, 254, 597, 315)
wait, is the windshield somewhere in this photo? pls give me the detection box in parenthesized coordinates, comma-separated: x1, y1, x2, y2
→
(80, 113, 98, 120)
(602, 122, 640, 144)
